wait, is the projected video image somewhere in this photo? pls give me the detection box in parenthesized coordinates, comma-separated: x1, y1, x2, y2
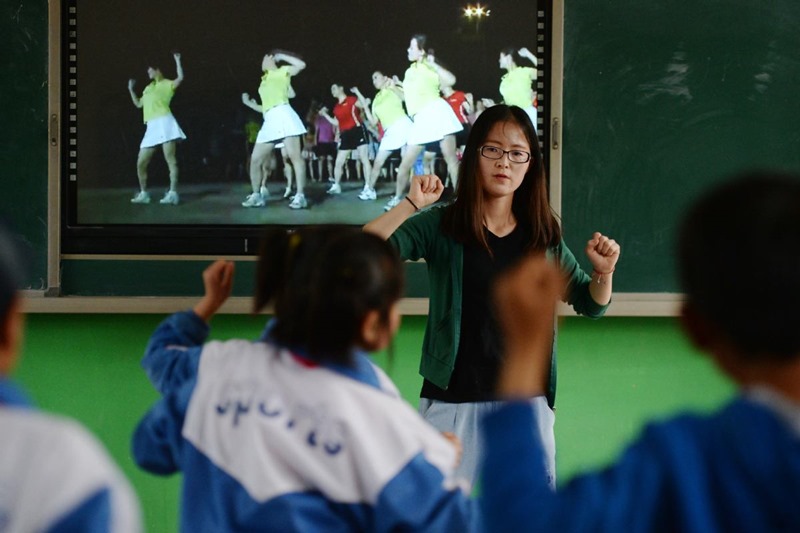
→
(70, 0, 541, 226)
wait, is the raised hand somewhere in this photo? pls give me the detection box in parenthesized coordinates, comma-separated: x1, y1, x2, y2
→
(407, 174, 444, 209)
(193, 260, 235, 322)
(584, 232, 620, 275)
(493, 255, 564, 397)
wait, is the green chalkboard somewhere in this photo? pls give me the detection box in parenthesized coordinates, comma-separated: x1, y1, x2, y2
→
(10, 0, 800, 298)
(0, 0, 49, 289)
(562, 0, 800, 292)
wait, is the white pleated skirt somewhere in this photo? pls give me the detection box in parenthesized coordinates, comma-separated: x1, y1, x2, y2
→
(256, 104, 307, 144)
(140, 114, 186, 148)
(406, 98, 463, 146)
(378, 116, 413, 152)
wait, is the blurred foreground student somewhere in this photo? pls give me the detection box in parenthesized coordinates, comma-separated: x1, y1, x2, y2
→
(481, 171, 800, 531)
(132, 227, 476, 532)
(0, 225, 141, 532)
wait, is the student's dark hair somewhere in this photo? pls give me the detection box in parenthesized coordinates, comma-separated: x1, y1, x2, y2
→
(0, 223, 26, 342)
(253, 226, 404, 365)
(678, 171, 800, 360)
(442, 104, 560, 255)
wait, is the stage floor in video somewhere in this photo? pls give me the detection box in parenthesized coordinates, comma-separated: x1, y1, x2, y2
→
(76, 179, 447, 226)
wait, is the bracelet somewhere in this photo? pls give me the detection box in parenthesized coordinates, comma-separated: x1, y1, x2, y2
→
(592, 268, 615, 284)
(405, 196, 420, 211)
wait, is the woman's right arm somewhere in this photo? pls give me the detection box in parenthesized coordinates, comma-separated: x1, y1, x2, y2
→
(352, 87, 379, 126)
(241, 92, 263, 113)
(128, 79, 142, 108)
(363, 174, 444, 239)
(318, 106, 338, 127)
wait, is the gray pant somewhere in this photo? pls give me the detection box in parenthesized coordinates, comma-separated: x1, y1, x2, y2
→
(418, 397, 556, 489)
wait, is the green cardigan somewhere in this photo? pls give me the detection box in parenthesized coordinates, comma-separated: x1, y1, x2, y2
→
(389, 206, 609, 406)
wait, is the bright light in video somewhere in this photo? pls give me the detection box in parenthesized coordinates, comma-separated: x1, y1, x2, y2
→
(463, 4, 491, 18)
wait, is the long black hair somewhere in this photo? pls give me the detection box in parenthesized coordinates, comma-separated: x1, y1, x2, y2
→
(442, 104, 560, 255)
(253, 226, 404, 365)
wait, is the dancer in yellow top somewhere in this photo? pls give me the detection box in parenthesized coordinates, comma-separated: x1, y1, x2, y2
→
(352, 71, 413, 201)
(241, 50, 309, 209)
(128, 52, 185, 205)
(383, 34, 462, 211)
(498, 47, 539, 131)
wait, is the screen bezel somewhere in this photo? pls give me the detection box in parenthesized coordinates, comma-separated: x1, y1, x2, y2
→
(57, 0, 556, 256)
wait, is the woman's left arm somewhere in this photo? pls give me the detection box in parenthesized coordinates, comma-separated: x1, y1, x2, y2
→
(275, 51, 306, 76)
(518, 47, 539, 69)
(584, 232, 620, 306)
(172, 52, 184, 89)
(427, 56, 456, 89)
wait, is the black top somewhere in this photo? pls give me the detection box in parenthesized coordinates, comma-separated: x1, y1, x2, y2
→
(421, 224, 529, 402)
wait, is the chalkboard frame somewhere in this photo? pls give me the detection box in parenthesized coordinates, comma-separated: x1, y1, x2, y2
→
(43, 0, 684, 314)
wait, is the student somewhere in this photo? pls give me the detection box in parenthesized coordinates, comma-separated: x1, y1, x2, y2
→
(127, 52, 185, 205)
(364, 104, 620, 485)
(0, 225, 141, 532)
(132, 227, 477, 531)
(481, 171, 800, 531)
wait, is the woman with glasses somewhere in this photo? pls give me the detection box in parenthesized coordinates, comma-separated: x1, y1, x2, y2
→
(364, 104, 621, 486)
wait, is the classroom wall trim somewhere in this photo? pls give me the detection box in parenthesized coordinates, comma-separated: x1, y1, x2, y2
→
(22, 293, 683, 316)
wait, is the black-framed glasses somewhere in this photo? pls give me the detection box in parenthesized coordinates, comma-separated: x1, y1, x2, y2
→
(478, 145, 531, 164)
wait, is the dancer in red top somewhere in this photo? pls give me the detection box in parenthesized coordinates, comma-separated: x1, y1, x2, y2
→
(318, 84, 371, 195)
(442, 85, 472, 166)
